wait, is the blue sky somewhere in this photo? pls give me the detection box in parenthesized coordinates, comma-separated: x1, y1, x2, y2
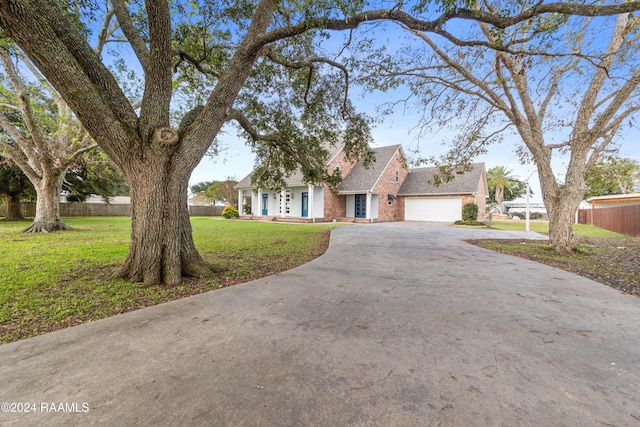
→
(189, 16, 640, 204)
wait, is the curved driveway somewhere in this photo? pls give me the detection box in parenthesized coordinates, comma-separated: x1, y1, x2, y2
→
(1, 222, 639, 426)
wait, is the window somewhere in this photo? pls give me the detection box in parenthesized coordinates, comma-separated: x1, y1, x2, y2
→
(395, 170, 399, 182)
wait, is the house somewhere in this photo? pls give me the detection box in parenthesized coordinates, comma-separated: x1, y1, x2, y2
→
(235, 143, 487, 223)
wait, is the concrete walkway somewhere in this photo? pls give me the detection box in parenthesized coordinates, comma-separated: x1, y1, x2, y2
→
(1, 223, 639, 426)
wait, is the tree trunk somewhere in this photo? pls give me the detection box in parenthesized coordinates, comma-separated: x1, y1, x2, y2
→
(3, 194, 24, 221)
(23, 173, 68, 232)
(114, 156, 216, 287)
(547, 198, 578, 253)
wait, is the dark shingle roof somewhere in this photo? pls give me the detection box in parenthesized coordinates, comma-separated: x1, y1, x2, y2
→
(398, 163, 486, 195)
(235, 141, 345, 189)
(339, 145, 402, 193)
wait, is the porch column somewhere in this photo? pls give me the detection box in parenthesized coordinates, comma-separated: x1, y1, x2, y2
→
(238, 189, 244, 215)
(257, 189, 262, 217)
(280, 189, 286, 218)
(308, 184, 314, 219)
(366, 191, 372, 222)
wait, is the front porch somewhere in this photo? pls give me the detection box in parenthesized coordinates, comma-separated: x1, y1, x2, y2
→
(238, 215, 326, 223)
(238, 185, 325, 221)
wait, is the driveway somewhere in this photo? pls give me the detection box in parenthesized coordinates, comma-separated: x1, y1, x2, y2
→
(1, 222, 639, 426)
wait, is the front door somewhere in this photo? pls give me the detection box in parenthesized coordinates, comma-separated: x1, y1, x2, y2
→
(301, 192, 309, 217)
(355, 194, 366, 218)
(262, 194, 268, 216)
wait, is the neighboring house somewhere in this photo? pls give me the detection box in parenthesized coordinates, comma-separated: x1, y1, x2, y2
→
(585, 192, 640, 209)
(235, 143, 487, 223)
(189, 193, 214, 207)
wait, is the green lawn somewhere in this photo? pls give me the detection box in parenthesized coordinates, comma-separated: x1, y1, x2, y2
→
(0, 217, 340, 344)
(489, 220, 627, 238)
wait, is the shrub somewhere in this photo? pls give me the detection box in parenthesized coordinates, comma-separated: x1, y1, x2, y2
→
(243, 204, 252, 215)
(462, 203, 478, 222)
(221, 205, 239, 219)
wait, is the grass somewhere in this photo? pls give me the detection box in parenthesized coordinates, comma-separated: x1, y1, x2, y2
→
(0, 217, 340, 344)
(471, 220, 640, 297)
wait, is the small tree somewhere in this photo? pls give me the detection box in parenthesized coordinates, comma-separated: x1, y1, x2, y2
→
(487, 166, 523, 211)
(205, 179, 238, 207)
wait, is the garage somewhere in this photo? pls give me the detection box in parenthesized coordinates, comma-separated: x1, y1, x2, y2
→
(404, 197, 462, 222)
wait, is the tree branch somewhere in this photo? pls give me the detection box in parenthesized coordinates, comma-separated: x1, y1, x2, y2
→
(171, 48, 221, 77)
(257, 4, 640, 49)
(264, 48, 351, 114)
(60, 142, 98, 171)
(0, 46, 52, 167)
(111, 0, 149, 70)
(95, 7, 117, 56)
(225, 108, 315, 173)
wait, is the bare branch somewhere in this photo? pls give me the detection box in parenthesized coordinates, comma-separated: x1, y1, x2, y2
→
(0, 103, 19, 111)
(407, 29, 509, 114)
(95, 8, 117, 56)
(257, 3, 640, 50)
(111, 0, 149, 70)
(545, 141, 570, 150)
(60, 142, 98, 170)
(0, 46, 51, 167)
(575, 14, 630, 131)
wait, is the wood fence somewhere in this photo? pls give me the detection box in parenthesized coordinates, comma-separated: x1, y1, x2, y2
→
(1, 202, 222, 218)
(577, 205, 640, 238)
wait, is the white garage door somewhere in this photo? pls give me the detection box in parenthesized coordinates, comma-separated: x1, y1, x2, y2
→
(405, 197, 462, 222)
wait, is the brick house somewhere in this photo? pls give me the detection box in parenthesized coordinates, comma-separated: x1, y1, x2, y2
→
(235, 143, 487, 223)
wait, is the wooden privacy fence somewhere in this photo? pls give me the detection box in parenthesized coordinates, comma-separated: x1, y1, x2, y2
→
(1, 202, 223, 218)
(577, 205, 640, 238)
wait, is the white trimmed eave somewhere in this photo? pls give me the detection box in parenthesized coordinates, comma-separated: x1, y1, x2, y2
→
(396, 192, 473, 197)
(338, 189, 374, 195)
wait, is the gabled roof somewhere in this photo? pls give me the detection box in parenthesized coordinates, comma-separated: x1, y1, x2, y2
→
(339, 144, 403, 193)
(398, 163, 486, 196)
(235, 141, 345, 189)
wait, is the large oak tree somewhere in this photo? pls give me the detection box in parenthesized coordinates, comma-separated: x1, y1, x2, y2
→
(358, 1, 640, 252)
(1, 1, 638, 284)
(0, 45, 97, 232)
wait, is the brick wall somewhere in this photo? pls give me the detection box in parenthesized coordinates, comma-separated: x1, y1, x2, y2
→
(322, 149, 357, 220)
(373, 149, 410, 222)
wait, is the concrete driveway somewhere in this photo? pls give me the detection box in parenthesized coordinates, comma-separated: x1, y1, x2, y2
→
(1, 222, 639, 426)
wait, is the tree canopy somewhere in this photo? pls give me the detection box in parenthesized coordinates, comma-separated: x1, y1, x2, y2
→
(355, 1, 640, 251)
(585, 156, 640, 198)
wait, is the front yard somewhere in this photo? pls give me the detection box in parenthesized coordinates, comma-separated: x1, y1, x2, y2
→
(0, 217, 340, 344)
